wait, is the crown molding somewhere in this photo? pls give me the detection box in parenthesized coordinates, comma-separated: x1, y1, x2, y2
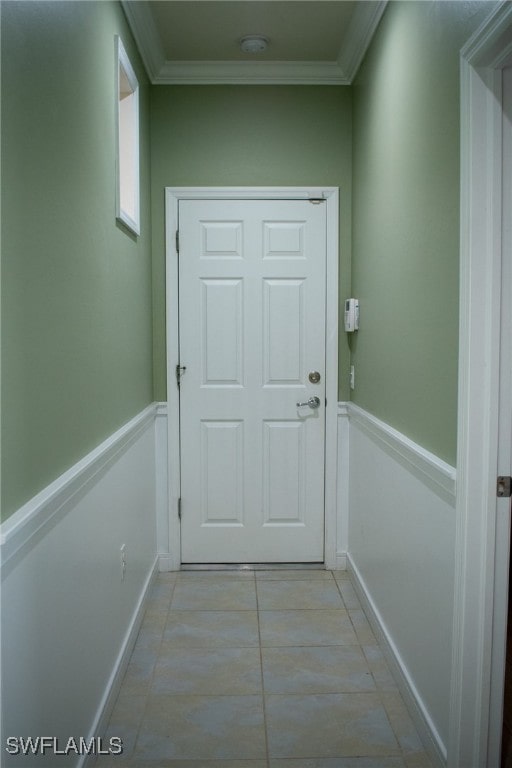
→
(120, 0, 166, 82)
(122, 0, 388, 85)
(154, 59, 349, 85)
(337, 0, 388, 82)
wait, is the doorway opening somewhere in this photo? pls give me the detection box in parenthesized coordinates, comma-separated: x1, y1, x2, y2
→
(164, 187, 339, 570)
(449, 8, 512, 767)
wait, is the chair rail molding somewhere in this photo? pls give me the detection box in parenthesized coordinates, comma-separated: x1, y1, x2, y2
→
(0, 403, 158, 571)
(347, 403, 456, 503)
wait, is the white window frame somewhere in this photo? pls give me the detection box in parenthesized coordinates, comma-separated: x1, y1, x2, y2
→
(115, 36, 140, 236)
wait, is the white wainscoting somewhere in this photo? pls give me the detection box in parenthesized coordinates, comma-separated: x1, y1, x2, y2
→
(339, 403, 456, 767)
(0, 399, 456, 766)
(1, 404, 160, 767)
(335, 402, 350, 569)
(154, 401, 174, 571)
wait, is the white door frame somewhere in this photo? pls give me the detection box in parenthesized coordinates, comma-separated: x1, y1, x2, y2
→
(449, 4, 512, 766)
(164, 187, 339, 571)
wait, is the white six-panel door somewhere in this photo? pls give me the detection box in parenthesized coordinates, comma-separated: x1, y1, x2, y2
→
(178, 198, 327, 563)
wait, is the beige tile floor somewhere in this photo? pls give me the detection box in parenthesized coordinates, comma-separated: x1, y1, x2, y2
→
(94, 570, 434, 768)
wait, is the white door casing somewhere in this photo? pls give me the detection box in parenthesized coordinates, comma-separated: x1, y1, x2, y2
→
(449, 5, 512, 767)
(488, 63, 512, 766)
(165, 188, 339, 569)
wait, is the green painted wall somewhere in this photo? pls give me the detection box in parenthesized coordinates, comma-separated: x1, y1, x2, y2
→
(3, 0, 497, 520)
(1, 1, 153, 520)
(150, 85, 352, 402)
(350, 0, 496, 466)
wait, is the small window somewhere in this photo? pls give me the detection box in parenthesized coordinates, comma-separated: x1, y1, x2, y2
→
(116, 36, 140, 235)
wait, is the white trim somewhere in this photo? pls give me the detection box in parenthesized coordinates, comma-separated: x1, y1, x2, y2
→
(122, 2, 387, 85)
(1, 406, 159, 759)
(166, 191, 182, 571)
(489, 62, 512, 768)
(323, 189, 340, 570)
(119, 0, 166, 85)
(348, 403, 456, 504)
(336, 402, 350, 570)
(115, 36, 140, 236)
(346, 401, 456, 765)
(158, 554, 176, 572)
(166, 186, 337, 201)
(165, 187, 339, 568)
(0, 404, 157, 570)
(154, 402, 171, 570)
(337, 0, 388, 82)
(154, 60, 350, 85)
(348, 553, 445, 768)
(154, 401, 168, 418)
(82, 557, 159, 768)
(449, 4, 512, 767)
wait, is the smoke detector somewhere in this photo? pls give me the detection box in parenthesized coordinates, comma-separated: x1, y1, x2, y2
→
(240, 35, 269, 54)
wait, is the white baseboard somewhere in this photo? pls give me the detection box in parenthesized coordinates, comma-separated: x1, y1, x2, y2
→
(158, 553, 178, 572)
(82, 556, 159, 768)
(348, 553, 446, 767)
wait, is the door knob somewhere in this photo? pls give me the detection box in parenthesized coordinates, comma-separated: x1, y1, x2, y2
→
(296, 396, 321, 409)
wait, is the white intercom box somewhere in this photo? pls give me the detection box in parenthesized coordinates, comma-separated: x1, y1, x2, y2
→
(344, 298, 359, 332)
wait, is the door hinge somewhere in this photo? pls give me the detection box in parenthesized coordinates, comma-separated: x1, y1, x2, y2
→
(175, 364, 186, 387)
(178, 497, 182, 520)
(175, 230, 180, 253)
(497, 476, 512, 498)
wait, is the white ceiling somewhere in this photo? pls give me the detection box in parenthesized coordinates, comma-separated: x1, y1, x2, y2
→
(121, 0, 388, 84)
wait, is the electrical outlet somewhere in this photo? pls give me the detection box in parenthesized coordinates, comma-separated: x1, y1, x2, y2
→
(120, 544, 126, 581)
(350, 365, 355, 390)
